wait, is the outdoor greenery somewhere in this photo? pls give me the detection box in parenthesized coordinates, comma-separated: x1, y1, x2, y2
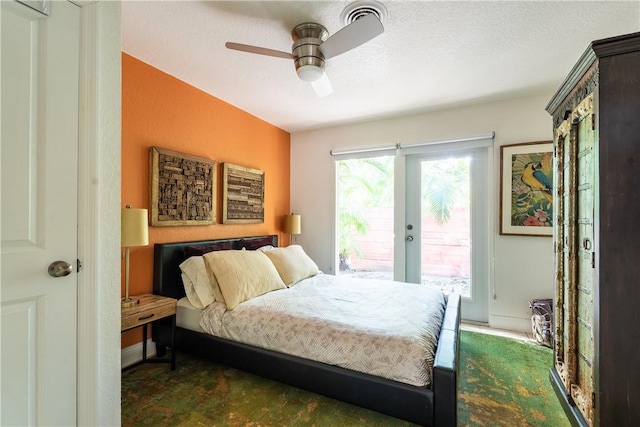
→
(421, 157, 470, 225)
(337, 156, 393, 270)
(337, 155, 470, 270)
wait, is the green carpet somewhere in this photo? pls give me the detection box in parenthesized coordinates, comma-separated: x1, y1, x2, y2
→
(457, 331, 569, 427)
(121, 330, 569, 426)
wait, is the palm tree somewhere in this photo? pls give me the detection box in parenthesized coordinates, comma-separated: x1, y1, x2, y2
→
(337, 157, 393, 270)
(421, 157, 470, 225)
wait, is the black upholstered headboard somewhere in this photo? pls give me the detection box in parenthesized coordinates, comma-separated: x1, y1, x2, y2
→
(152, 235, 278, 300)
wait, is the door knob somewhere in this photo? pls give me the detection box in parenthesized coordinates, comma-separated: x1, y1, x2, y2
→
(406, 235, 414, 242)
(48, 261, 73, 277)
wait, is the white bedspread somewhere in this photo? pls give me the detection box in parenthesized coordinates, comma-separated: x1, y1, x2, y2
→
(199, 273, 445, 387)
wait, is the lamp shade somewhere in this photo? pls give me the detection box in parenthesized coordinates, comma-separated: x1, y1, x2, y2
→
(283, 214, 301, 235)
(121, 207, 149, 247)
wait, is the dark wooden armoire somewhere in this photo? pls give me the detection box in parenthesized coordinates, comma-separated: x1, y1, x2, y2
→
(545, 32, 640, 426)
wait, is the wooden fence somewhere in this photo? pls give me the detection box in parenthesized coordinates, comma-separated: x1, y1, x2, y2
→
(345, 206, 470, 278)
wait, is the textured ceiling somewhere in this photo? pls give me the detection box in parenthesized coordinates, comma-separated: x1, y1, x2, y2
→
(121, 1, 640, 133)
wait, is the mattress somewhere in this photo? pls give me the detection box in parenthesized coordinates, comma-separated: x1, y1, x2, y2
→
(176, 297, 203, 332)
(198, 273, 446, 386)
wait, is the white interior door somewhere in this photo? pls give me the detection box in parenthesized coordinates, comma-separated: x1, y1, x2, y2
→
(1, 1, 80, 425)
(405, 146, 490, 322)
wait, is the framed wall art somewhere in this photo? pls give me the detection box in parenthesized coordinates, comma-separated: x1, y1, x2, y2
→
(222, 163, 264, 224)
(149, 146, 216, 226)
(500, 141, 553, 236)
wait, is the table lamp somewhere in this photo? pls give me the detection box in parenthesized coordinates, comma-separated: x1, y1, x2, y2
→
(121, 205, 149, 308)
(283, 213, 301, 245)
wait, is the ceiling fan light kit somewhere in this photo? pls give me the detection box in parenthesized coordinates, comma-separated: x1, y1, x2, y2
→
(296, 64, 325, 82)
(225, 1, 385, 96)
(292, 22, 329, 83)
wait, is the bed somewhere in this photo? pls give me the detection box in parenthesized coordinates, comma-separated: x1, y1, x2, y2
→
(152, 235, 460, 427)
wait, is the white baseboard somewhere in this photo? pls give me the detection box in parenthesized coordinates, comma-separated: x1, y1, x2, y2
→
(121, 339, 157, 369)
(488, 315, 532, 333)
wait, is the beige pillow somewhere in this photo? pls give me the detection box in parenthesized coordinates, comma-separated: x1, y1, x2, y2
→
(179, 256, 218, 309)
(263, 245, 319, 286)
(203, 250, 286, 309)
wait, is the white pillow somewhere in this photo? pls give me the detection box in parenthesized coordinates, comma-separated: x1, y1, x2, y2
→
(263, 245, 319, 286)
(203, 250, 286, 309)
(180, 271, 204, 308)
(179, 256, 219, 309)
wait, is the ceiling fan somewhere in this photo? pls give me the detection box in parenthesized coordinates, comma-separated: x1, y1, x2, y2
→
(225, 11, 384, 97)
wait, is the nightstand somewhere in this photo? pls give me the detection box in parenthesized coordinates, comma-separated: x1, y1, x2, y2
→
(121, 294, 177, 371)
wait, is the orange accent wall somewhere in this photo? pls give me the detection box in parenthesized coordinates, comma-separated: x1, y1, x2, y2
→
(121, 53, 290, 348)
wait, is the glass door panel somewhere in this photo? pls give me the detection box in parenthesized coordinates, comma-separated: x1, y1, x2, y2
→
(406, 147, 489, 322)
(419, 157, 471, 297)
(336, 156, 394, 280)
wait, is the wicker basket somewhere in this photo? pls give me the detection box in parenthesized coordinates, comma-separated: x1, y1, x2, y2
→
(529, 298, 553, 348)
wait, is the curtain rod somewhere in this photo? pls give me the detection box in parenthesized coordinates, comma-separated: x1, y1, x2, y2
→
(330, 144, 399, 157)
(329, 132, 495, 157)
(398, 132, 495, 149)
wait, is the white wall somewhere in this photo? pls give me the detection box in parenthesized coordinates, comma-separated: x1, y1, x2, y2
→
(77, 2, 121, 425)
(94, 3, 122, 424)
(290, 92, 555, 332)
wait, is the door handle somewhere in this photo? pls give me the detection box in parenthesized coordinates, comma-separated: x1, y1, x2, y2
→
(406, 235, 414, 242)
(48, 260, 73, 277)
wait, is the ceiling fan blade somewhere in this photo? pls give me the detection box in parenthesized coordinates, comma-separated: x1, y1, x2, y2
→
(225, 42, 294, 59)
(318, 14, 383, 59)
(311, 72, 333, 98)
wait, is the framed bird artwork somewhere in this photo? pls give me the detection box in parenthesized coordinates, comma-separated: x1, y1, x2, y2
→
(500, 141, 553, 236)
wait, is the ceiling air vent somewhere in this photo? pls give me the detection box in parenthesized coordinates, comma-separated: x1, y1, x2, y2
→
(341, 0, 388, 26)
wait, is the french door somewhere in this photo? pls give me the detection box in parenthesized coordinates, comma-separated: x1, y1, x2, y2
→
(405, 147, 490, 322)
(335, 140, 491, 322)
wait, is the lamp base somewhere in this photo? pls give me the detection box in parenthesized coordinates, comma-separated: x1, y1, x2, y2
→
(121, 297, 139, 308)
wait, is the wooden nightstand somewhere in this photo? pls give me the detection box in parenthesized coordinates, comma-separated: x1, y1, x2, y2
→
(122, 294, 177, 371)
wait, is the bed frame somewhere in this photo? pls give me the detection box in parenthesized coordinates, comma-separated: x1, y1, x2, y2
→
(152, 235, 460, 427)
